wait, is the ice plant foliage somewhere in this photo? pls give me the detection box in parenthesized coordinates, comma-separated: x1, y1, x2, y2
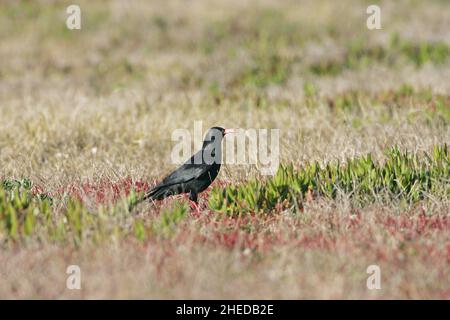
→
(0, 178, 146, 244)
(0, 178, 53, 239)
(209, 145, 449, 215)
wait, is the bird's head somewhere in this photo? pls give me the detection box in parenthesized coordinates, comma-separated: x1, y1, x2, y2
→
(201, 127, 236, 163)
(202, 127, 236, 148)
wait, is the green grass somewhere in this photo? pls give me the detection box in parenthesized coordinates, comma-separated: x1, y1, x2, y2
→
(310, 35, 450, 76)
(151, 201, 188, 237)
(321, 86, 450, 123)
(0, 178, 52, 239)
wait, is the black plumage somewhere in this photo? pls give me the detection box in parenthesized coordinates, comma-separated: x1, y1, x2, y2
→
(144, 127, 233, 205)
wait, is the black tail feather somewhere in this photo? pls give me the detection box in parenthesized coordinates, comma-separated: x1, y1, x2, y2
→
(142, 186, 161, 201)
(143, 185, 175, 202)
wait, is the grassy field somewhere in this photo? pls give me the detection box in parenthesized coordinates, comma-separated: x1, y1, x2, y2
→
(0, 0, 449, 299)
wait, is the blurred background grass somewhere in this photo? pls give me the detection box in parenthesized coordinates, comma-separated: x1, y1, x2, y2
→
(1, 0, 449, 94)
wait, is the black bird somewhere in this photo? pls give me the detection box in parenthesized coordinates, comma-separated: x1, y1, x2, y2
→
(144, 127, 234, 210)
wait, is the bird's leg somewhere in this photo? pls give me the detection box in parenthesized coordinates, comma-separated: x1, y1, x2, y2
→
(189, 200, 200, 213)
(189, 192, 201, 214)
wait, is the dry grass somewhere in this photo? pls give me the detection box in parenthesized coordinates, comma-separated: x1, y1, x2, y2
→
(0, 0, 449, 299)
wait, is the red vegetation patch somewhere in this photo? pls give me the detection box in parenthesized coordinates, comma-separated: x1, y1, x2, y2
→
(379, 213, 450, 238)
(56, 178, 150, 204)
(29, 178, 449, 264)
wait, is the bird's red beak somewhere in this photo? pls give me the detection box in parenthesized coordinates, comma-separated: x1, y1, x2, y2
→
(224, 128, 237, 136)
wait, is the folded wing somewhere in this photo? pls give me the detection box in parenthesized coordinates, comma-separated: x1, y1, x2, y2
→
(144, 151, 209, 200)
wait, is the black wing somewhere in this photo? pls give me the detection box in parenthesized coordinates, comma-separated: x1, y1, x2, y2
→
(144, 150, 210, 199)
